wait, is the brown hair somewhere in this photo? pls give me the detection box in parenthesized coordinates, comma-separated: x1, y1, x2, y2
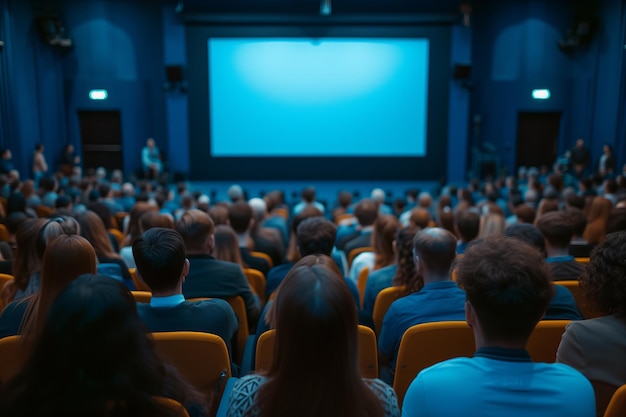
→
(371, 215, 400, 270)
(175, 209, 215, 252)
(392, 227, 422, 293)
(213, 225, 245, 271)
(20, 235, 97, 341)
(126, 202, 158, 245)
(257, 254, 384, 417)
(78, 211, 118, 259)
(583, 197, 613, 244)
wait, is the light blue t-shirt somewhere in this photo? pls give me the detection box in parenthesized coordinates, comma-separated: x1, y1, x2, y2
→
(402, 347, 595, 417)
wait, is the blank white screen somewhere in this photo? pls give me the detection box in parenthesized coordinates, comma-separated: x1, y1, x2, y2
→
(209, 38, 429, 157)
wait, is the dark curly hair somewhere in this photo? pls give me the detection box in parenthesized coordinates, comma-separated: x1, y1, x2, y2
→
(392, 227, 423, 293)
(582, 231, 626, 317)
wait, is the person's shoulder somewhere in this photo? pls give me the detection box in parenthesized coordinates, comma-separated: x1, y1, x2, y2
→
(232, 374, 266, 394)
(186, 298, 235, 315)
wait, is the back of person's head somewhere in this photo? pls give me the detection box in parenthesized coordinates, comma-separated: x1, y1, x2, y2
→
(370, 188, 386, 203)
(175, 209, 215, 251)
(248, 197, 267, 221)
(208, 203, 229, 226)
(456, 236, 553, 343)
(353, 199, 378, 227)
(478, 212, 505, 238)
(228, 201, 253, 234)
(139, 210, 174, 233)
(78, 210, 116, 259)
(587, 197, 613, 222)
(86, 202, 114, 230)
(392, 227, 422, 292)
(259, 254, 383, 417)
(6, 211, 28, 236)
(409, 207, 431, 229)
(455, 209, 479, 243)
(536, 210, 574, 248)
(213, 224, 244, 268)
(23, 234, 97, 340)
(565, 193, 586, 210)
(515, 204, 536, 224)
(227, 184, 244, 203)
(337, 190, 352, 209)
(582, 231, 626, 317)
(133, 228, 186, 292)
(565, 207, 588, 237)
(126, 202, 158, 241)
(36, 216, 81, 259)
(2, 274, 204, 417)
(413, 227, 457, 277)
(296, 217, 336, 257)
(54, 195, 71, 209)
(371, 215, 400, 269)
(504, 223, 546, 256)
(301, 186, 316, 203)
(7, 191, 27, 215)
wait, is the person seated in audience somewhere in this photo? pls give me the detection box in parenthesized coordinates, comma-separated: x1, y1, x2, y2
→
(226, 254, 400, 417)
(557, 231, 626, 416)
(566, 207, 595, 257)
(362, 227, 418, 326)
(371, 188, 393, 215)
(0, 234, 97, 339)
(213, 224, 246, 272)
(583, 196, 613, 244)
(336, 198, 379, 255)
(349, 214, 399, 285)
(0, 274, 209, 417)
(402, 235, 595, 417)
(504, 223, 583, 320)
(261, 190, 289, 247)
(227, 184, 245, 203)
(119, 202, 163, 267)
(132, 227, 237, 356)
(78, 210, 134, 289)
(536, 211, 585, 281)
(378, 228, 465, 384)
(0, 219, 46, 307)
(176, 209, 260, 331)
(332, 190, 354, 221)
(292, 186, 325, 216)
(208, 203, 229, 226)
(265, 217, 358, 303)
(228, 201, 270, 276)
(248, 197, 284, 267)
(454, 209, 479, 255)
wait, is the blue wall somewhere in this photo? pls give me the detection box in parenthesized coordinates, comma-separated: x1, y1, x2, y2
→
(1, 0, 624, 181)
(470, 0, 626, 175)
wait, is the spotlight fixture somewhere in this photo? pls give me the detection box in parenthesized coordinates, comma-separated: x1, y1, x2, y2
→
(320, 0, 331, 16)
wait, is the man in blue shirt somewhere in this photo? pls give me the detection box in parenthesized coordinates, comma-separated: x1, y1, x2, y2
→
(378, 228, 466, 383)
(402, 236, 594, 417)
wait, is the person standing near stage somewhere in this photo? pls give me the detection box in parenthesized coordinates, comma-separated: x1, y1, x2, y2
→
(569, 138, 590, 178)
(32, 143, 48, 188)
(141, 137, 162, 180)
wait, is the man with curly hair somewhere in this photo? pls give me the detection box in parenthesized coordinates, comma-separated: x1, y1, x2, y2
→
(557, 231, 626, 416)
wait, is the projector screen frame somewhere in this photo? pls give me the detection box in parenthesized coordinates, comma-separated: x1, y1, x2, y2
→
(186, 24, 452, 181)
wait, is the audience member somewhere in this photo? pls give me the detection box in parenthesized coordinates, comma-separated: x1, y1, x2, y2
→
(336, 198, 379, 254)
(292, 186, 325, 215)
(213, 224, 246, 272)
(362, 227, 418, 326)
(378, 228, 465, 383)
(141, 137, 162, 180)
(557, 231, 626, 416)
(248, 197, 284, 267)
(133, 228, 237, 357)
(454, 209, 479, 254)
(504, 223, 583, 320)
(0, 274, 209, 417)
(402, 235, 594, 417)
(583, 196, 612, 244)
(78, 210, 134, 289)
(226, 254, 399, 417)
(536, 211, 585, 281)
(566, 207, 595, 257)
(228, 201, 270, 276)
(176, 209, 260, 330)
(0, 234, 97, 339)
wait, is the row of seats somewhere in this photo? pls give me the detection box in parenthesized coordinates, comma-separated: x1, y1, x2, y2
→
(3, 321, 626, 416)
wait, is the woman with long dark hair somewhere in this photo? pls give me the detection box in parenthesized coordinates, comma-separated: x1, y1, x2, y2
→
(0, 274, 209, 417)
(227, 254, 399, 417)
